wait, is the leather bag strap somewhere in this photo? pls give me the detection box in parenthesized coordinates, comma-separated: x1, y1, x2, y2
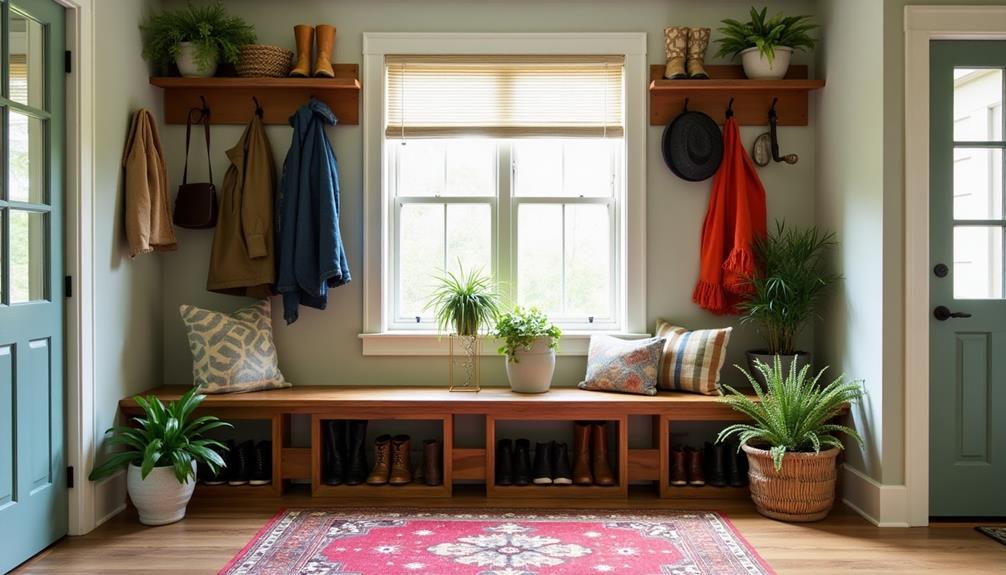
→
(182, 106, 213, 185)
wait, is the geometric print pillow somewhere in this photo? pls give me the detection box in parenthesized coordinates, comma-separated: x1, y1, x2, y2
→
(655, 320, 731, 395)
(179, 299, 290, 394)
(577, 335, 666, 396)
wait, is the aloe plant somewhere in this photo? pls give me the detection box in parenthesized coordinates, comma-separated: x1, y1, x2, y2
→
(715, 6, 817, 65)
(426, 263, 502, 337)
(717, 357, 863, 471)
(88, 387, 232, 484)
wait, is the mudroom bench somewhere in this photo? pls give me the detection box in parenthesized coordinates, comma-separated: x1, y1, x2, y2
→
(119, 386, 797, 501)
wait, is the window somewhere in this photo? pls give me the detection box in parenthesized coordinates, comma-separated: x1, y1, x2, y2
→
(384, 55, 624, 332)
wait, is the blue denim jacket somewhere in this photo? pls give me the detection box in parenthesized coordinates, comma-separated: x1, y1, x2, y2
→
(275, 99, 351, 324)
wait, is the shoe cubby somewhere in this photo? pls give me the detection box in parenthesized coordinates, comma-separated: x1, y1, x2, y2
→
(659, 415, 750, 499)
(310, 414, 453, 498)
(193, 415, 282, 497)
(486, 415, 628, 499)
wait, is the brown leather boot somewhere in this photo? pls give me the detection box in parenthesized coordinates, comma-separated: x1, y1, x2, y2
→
(389, 435, 412, 485)
(686, 447, 705, 486)
(686, 27, 711, 79)
(591, 422, 616, 486)
(663, 26, 688, 79)
(422, 439, 442, 486)
(670, 447, 688, 486)
(290, 24, 314, 78)
(313, 24, 336, 78)
(365, 435, 391, 485)
(572, 421, 593, 485)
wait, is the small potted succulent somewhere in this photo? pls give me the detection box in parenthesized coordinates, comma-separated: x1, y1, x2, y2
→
(717, 358, 864, 522)
(88, 387, 231, 526)
(141, 2, 256, 77)
(714, 7, 817, 80)
(493, 306, 561, 394)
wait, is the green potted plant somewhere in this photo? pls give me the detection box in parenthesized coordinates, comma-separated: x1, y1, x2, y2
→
(738, 221, 839, 384)
(493, 306, 561, 394)
(89, 387, 231, 526)
(426, 264, 502, 337)
(714, 7, 817, 80)
(141, 2, 256, 77)
(717, 358, 864, 522)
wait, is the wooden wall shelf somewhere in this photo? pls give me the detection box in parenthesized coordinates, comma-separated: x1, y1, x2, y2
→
(150, 64, 360, 126)
(649, 64, 824, 127)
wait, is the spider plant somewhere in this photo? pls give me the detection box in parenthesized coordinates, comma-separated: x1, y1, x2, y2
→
(717, 357, 864, 471)
(426, 263, 502, 337)
(88, 387, 232, 484)
(141, 2, 256, 70)
(715, 6, 817, 65)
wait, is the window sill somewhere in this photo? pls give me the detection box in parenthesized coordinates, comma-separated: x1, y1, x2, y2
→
(358, 332, 651, 357)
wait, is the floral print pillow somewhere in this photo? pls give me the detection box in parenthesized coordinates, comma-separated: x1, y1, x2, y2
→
(578, 335, 666, 396)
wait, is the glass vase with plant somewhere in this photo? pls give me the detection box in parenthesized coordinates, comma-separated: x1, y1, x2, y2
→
(141, 2, 256, 77)
(714, 7, 817, 79)
(493, 306, 561, 394)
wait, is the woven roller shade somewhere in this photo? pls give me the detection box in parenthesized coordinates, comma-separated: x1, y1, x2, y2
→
(386, 55, 625, 139)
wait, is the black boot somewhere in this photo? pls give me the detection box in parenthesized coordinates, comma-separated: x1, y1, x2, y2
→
(324, 420, 348, 485)
(496, 439, 514, 486)
(706, 441, 728, 487)
(228, 440, 253, 486)
(202, 442, 228, 485)
(513, 439, 532, 486)
(551, 442, 572, 485)
(728, 443, 748, 487)
(532, 441, 554, 485)
(345, 420, 369, 485)
(250, 441, 272, 485)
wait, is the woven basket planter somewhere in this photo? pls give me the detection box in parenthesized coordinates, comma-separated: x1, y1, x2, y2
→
(742, 444, 839, 522)
(236, 44, 293, 78)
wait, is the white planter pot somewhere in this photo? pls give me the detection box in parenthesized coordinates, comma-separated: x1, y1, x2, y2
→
(127, 462, 197, 526)
(505, 337, 556, 394)
(740, 46, 793, 80)
(175, 42, 218, 78)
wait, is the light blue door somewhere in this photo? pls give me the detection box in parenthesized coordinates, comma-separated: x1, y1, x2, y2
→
(0, 0, 66, 570)
(930, 41, 1006, 517)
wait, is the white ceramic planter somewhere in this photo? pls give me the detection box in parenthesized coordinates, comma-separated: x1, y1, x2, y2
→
(175, 42, 218, 78)
(127, 462, 197, 526)
(504, 337, 556, 394)
(740, 46, 793, 80)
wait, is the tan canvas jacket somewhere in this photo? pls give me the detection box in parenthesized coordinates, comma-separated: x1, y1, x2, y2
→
(123, 109, 177, 257)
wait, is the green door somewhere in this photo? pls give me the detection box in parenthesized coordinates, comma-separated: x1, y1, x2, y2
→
(0, 0, 66, 570)
(930, 41, 1006, 518)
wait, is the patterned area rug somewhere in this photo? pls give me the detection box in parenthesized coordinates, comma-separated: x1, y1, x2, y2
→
(220, 509, 774, 575)
(977, 526, 1006, 547)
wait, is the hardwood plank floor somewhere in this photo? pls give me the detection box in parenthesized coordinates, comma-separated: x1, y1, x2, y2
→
(14, 487, 1006, 574)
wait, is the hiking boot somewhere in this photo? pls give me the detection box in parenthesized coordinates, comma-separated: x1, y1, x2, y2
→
(366, 435, 392, 485)
(389, 435, 413, 485)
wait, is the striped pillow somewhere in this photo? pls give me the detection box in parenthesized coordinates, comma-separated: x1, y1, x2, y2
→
(655, 321, 732, 395)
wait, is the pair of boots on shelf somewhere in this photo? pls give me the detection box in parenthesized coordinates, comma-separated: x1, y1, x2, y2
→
(495, 439, 573, 486)
(323, 420, 369, 485)
(571, 421, 616, 486)
(201, 439, 271, 486)
(663, 26, 710, 80)
(367, 435, 443, 486)
(670, 442, 749, 487)
(291, 24, 336, 78)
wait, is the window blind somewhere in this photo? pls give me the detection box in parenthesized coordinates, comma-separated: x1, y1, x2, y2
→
(9, 55, 27, 105)
(385, 55, 625, 139)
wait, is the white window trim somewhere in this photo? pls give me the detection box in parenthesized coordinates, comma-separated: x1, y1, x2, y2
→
(360, 33, 648, 356)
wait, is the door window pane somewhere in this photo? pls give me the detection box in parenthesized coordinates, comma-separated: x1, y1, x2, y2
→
(8, 11, 45, 110)
(398, 204, 444, 318)
(954, 147, 1003, 220)
(10, 210, 46, 303)
(564, 205, 611, 317)
(954, 226, 1004, 299)
(954, 68, 1003, 142)
(8, 110, 45, 204)
(517, 204, 562, 313)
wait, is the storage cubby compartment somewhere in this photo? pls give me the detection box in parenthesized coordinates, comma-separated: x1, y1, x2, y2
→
(310, 414, 452, 498)
(659, 416, 750, 500)
(486, 415, 628, 499)
(195, 415, 282, 497)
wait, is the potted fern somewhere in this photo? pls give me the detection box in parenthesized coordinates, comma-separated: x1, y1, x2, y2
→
(717, 358, 863, 522)
(89, 387, 231, 526)
(493, 307, 562, 394)
(715, 7, 817, 80)
(141, 2, 256, 77)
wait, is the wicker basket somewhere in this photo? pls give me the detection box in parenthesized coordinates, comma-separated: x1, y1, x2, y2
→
(236, 44, 293, 78)
(742, 444, 839, 522)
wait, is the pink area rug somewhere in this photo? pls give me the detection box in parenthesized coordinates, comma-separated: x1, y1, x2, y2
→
(220, 509, 774, 575)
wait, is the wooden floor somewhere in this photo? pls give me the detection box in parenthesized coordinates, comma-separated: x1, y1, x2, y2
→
(14, 487, 1005, 574)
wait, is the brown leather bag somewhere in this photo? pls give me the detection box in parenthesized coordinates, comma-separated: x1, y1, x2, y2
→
(173, 106, 218, 229)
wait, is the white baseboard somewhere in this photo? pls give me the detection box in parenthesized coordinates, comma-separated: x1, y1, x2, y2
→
(93, 470, 127, 528)
(840, 464, 910, 527)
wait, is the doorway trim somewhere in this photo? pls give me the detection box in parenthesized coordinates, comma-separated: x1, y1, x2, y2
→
(904, 5, 1006, 527)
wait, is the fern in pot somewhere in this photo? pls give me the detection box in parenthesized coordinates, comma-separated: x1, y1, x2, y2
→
(715, 7, 817, 79)
(717, 358, 863, 522)
(493, 307, 561, 394)
(89, 387, 231, 526)
(141, 2, 256, 77)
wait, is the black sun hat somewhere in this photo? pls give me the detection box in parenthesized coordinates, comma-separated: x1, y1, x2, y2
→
(661, 103, 724, 182)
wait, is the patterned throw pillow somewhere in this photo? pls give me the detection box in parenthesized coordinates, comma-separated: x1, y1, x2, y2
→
(578, 335, 666, 396)
(656, 320, 731, 395)
(179, 299, 290, 394)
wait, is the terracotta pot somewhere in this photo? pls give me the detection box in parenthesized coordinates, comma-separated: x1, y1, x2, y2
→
(127, 462, 197, 526)
(504, 337, 556, 394)
(740, 46, 792, 80)
(742, 444, 839, 522)
(175, 42, 218, 78)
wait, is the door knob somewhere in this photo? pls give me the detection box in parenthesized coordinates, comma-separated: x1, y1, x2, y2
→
(933, 305, 973, 321)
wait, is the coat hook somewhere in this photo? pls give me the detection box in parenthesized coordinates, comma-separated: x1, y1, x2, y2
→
(252, 96, 263, 118)
(682, 97, 689, 112)
(726, 97, 735, 118)
(751, 96, 798, 166)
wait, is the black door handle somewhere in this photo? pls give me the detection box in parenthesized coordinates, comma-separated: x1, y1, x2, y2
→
(933, 305, 973, 321)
